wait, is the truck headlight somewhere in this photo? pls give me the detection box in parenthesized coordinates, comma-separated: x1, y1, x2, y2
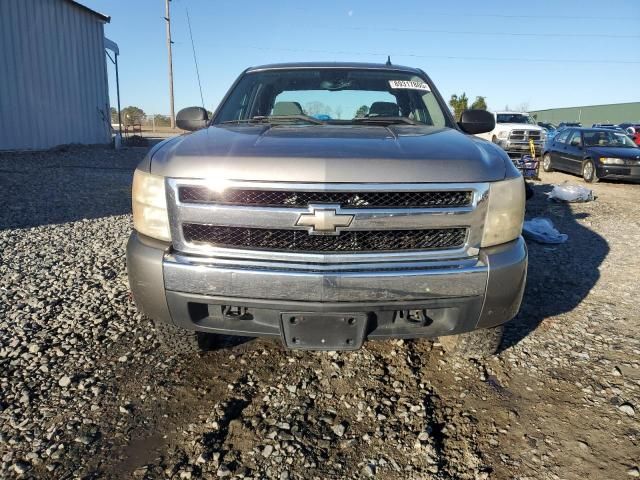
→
(481, 176, 525, 248)
(600, 157, 624, 165)
(497, 131, 509, 139)
(132, 170, 171, 241)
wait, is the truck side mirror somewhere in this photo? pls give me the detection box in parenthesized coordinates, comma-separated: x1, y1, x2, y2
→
(176, 107, 209, 131)
(458, 109, 495, 135)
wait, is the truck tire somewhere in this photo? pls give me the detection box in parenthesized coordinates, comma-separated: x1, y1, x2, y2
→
(438, 325, 504, 359)
(525, 181, 534, 200)
(153, 320, 207, 354)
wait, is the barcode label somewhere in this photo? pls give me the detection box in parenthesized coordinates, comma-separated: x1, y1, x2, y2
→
(388, 80, 431, 91)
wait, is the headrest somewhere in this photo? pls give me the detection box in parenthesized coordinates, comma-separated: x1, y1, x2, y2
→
(369, 102, 400, 117)
(272, 102, 303, 116)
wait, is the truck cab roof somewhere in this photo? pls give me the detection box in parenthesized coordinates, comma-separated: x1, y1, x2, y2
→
(245, 62, 424, 74)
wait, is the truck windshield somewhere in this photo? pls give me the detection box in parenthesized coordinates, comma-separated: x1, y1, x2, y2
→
(214, 69, 452, 128)
(497, 114, 535, 124)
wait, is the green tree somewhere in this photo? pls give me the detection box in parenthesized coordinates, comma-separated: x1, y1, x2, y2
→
(471, 96, 487, 110)
(121, 106, 145, 126)
(110, 107, 118, 124)
(449, 93, 469, 120)
(355, 105, 369, 118)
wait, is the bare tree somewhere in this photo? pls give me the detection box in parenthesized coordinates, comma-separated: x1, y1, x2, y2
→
(304, 102, 333, 117)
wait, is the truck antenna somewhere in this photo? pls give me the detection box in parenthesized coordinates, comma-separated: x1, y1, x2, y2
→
(185, 6, 206, 110)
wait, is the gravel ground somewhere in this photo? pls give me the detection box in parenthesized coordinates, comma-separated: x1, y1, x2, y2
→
(0, 147, 638, 479)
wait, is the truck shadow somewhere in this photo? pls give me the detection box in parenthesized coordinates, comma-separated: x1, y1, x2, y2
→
(201, 333, 254, 351)
(500, 183, 609, 352)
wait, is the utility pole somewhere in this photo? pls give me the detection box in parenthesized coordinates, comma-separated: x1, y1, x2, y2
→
(165, 0, 176, 129)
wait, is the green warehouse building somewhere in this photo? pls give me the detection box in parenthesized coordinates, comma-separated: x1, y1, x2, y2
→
(530, 102, 640, 127)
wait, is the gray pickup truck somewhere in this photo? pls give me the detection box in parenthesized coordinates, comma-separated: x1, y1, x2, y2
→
(127, 62, 527, 357)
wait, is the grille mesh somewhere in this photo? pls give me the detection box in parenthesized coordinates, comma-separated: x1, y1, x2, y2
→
(182, 224, 467, 253)
(179, 187, 473, 209)
(509, 130, 542, 141)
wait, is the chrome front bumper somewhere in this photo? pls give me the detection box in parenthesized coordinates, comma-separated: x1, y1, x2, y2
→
(163, 254, 487, 302)
(499, 140, 544, 154)
(127, 233, 527, 341)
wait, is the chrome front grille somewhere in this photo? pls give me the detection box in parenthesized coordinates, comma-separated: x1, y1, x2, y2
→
(166, 180, 489, 263)
(178, 186, 473, 209)
(182, 224, 467, 253)
(509, 130, 543, 142)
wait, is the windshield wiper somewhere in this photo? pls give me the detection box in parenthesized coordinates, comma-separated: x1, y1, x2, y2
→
(351, 116, 419, 126)
(221, 115, 326, 125)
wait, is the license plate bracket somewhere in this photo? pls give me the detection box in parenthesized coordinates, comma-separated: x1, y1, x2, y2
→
(280, 312, 367, 350)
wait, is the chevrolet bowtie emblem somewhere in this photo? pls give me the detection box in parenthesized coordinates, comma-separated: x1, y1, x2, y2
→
(296, 205, 354, 235)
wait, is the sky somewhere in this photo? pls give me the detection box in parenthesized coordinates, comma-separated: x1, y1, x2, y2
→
(82, 0, 640, 116)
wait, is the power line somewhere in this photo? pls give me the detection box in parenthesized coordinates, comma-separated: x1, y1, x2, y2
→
(226, 44, 640, 65)
(337, 25, 640, 39)
(231, 2, 639, 22)
(185, 6, 205, 109)
(424, 11, 638, 21)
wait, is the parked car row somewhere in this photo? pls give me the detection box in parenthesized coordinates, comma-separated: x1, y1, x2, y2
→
(535, 120, 640, 147)
(619, 123, 640, 145)
(474, 113, 640, 184)
(592, 123, 623, 131)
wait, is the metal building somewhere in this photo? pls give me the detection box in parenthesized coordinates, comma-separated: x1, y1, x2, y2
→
(530, 102, 640, 127)
(0, 0, 111, 151)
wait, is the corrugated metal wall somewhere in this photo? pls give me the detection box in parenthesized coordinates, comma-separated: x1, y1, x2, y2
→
(0, 0, 110, 151)
(530, 102, 640, 127)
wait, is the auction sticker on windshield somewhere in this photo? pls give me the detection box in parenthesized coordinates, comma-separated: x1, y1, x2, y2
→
(389, 80, 431, 91)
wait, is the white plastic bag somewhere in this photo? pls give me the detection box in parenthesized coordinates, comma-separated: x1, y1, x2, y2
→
(523, 217, 568, 244)
(547, 184, 594, 203)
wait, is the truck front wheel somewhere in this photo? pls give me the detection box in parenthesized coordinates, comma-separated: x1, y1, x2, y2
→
(438, 325, 504, 359)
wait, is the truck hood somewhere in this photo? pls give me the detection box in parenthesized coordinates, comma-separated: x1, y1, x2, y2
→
(496, 123, 544, 131)
(149, 124, 508, 182)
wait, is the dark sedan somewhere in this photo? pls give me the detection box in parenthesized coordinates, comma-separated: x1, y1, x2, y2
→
(542, 128, 640, 183)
